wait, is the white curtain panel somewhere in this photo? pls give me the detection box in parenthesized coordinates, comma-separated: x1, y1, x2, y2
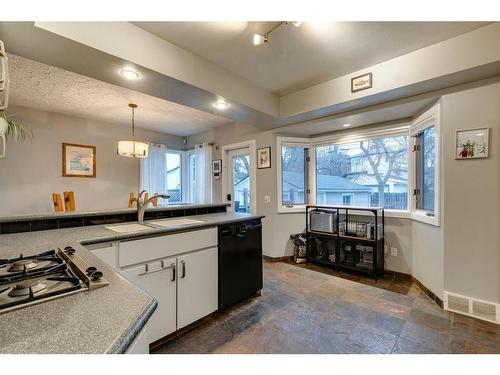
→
(194, 143, 213, 204)
(140, 144, 167, 195)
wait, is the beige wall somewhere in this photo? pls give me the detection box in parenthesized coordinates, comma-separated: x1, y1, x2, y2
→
(412, 221, 444, 298)
(441, 82, 500, 303)
(0, 105, 184, 215)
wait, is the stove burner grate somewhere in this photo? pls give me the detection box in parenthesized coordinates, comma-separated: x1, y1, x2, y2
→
(7, 259, 38, 273)
(8, 279, 47, 297)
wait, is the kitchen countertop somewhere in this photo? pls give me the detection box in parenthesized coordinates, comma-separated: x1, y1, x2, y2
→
(0, 203, 230, 223)
(0, 212, 263, 354)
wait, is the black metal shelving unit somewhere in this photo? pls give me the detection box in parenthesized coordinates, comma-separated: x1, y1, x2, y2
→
(305, 205, 385, 281)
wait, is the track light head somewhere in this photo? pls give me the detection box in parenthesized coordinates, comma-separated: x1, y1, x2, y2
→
(253, 33, 268, 46)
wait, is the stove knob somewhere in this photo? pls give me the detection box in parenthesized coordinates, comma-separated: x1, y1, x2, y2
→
(85, 266, 97, 275)
(90, 271, 103, 281)
(64, 247, 76, 255)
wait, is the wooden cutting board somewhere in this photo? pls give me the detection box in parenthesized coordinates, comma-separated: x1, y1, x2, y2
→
(52, 193, 64, 213)
(63, 191, 76, 212)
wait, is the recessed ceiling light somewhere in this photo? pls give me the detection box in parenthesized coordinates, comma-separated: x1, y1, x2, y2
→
(119, 68, 140, 80)
(214, 98, 229, 110)
(342, 123, 351, 128)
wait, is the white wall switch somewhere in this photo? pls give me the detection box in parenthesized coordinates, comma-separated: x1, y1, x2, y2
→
(264, 195, 271, 203)
(391, 247, 398, 257)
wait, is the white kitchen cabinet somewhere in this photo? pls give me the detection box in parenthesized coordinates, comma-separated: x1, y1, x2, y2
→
(117, 227, 219, 344)
(119, 228, 217, 267)
(177, 247, 218, 329)
(84, 242, 117, 269)
(120, 257, 177, 343)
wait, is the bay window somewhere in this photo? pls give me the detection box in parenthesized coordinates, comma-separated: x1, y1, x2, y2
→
(315, 133, 409, 211)
(276, 104, 440, 222)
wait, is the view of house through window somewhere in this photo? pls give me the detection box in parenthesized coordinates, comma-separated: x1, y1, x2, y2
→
(232, 154, 251, 213)
(315, 135, 409, 210)
(281, 145, 307, 205)
(166, 152, 182, 203)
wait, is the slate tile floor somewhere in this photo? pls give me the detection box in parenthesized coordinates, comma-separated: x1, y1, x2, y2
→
(152, 260, 500, 354)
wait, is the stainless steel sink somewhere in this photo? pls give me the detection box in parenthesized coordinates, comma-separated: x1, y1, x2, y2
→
(149, 218, 206, 227)
(104, 223, 155, 233)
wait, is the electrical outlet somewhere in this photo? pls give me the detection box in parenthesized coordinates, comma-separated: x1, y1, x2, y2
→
(391, 247, 398, 257)
(264, 195, 271, 203)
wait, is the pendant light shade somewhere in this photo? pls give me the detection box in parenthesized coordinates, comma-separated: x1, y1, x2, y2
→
(117, 140, 149, 158)
(118, 103, 149, 158)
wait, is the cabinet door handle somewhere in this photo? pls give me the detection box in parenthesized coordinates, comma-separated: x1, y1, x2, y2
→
(181, 260, 186, 278)
(171, 262, 176, 282)
(138, 262, 176, 277)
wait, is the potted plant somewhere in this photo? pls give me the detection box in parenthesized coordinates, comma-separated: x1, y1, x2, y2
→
(0, 111, 32, 157)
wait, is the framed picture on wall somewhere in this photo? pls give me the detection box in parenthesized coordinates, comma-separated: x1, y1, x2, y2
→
(351, 72, 373, 93)
(257, 147, 271, 169)
(455, 128, 490, 159)
(212, 159, 222, 173)
(62, 143, 96, 177)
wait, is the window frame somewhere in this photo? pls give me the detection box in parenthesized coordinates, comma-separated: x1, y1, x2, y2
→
(410, 102, 441, 226)
(312, 126, 411, 218)
(276, 136, 312, 213)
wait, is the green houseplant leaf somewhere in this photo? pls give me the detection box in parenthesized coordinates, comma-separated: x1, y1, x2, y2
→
(6, 118, 33, 142)
(0, 111, 33, 142)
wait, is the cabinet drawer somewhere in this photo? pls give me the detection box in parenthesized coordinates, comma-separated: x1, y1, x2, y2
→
(119, 227, 217, 267)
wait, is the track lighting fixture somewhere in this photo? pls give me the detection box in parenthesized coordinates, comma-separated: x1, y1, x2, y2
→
(252, 21, 302, 46)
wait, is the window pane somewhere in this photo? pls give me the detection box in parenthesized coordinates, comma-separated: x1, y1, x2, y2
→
(419, 127, 435, 212)
(166, 152, 182, 203)
(188, 154, 196, 203)
(282, 145, 306, 205)
(315, 135, 408, 210)
(232, 155, 250, 213)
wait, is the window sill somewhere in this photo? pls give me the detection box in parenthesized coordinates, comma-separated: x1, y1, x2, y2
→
(411, 210, 440, 226)
(277, 206, 306, 214)
(384, 210, 411, 219)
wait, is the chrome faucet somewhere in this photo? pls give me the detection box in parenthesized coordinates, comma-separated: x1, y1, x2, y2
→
(135, 190, 170, 223)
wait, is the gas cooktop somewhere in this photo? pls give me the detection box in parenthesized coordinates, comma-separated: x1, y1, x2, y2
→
(0, 247, 109, 314)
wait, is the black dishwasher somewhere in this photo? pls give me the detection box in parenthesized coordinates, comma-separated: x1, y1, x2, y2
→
(218, 218, 263, 310)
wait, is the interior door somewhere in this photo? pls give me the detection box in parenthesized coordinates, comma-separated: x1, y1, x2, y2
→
(177, 247, 218, 329)
(120, 257, 177, 343)
(227, 148, 251, 213)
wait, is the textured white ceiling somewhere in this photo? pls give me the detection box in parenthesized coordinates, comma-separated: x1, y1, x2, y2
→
(7, 54, 233, 136)
(133, 21, 488, 95)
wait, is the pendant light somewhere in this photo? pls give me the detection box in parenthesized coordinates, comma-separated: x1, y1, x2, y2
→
(117, 103, 149, 158)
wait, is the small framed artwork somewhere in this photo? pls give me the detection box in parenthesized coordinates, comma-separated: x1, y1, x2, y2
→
(455, 128, 490, 159)
(257, 147, 271, 169)
(62, 143, 96, 178)
(212, 159, 222, 173)
(351, 72, 373, 93)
